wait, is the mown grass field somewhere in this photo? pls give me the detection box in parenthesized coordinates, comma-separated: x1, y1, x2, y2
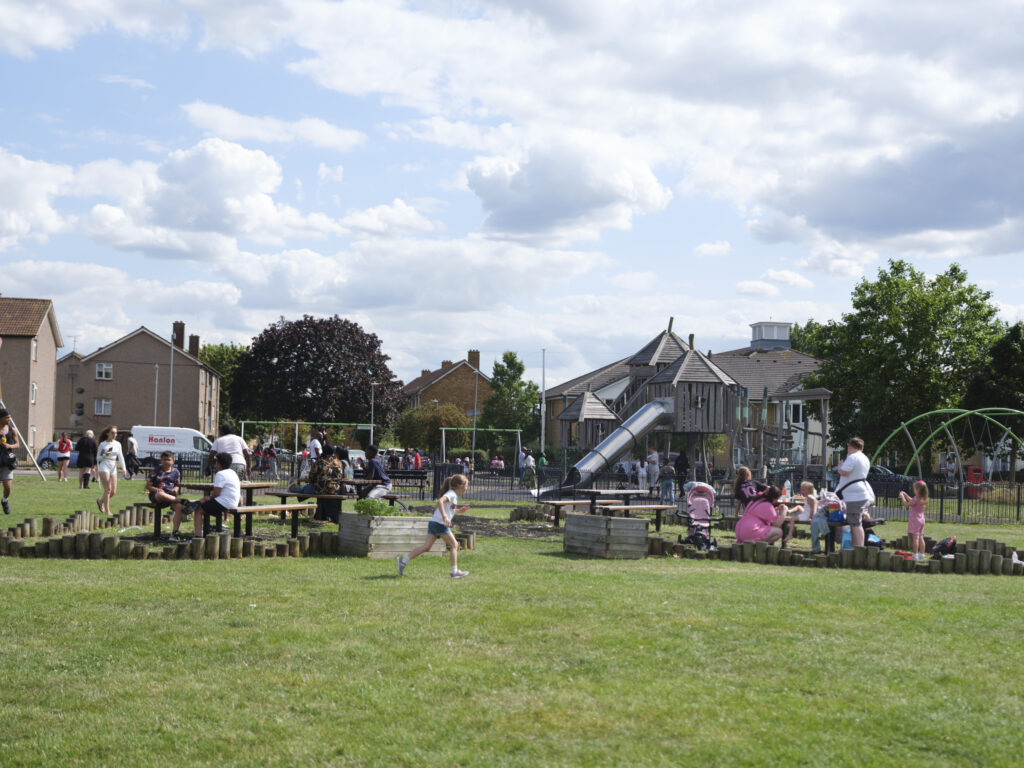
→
(2, 475, 1023, 767)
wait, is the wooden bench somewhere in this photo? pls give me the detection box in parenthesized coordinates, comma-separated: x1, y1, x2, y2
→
(603, 504, 677, 532)
(265, 489, 357, 523)
(235, 503, 316, 538)
(387, 470, 430, 499)
(140, 501, 173, 538)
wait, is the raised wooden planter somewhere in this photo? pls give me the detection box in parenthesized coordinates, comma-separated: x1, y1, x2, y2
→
(563, 513, 648, 559)
(338, 513, 446, 558)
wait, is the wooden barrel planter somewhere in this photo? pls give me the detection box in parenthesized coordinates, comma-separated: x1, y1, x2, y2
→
(337, 513, 446, 559)
(563, 513, 648, 559)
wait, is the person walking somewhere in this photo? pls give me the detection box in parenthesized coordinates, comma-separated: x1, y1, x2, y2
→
(55, 431, 73, 482)
(0, 409, 19, 514)
(96, 425, 128, 515)
(75, 430, 98, 489)
(397, 473, 470, 579)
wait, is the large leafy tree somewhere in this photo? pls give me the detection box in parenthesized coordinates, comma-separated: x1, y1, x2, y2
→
(231, 315, 403, 427)
(481, 351, 540, 444)
(199, 342, 248, 423)
(792, 260, 1003, 457)
(395, 403, 470, 454)
(962, 323, 1024, 482)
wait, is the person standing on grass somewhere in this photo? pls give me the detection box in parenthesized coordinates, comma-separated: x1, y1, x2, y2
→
(96, 425, 128, 515)
(0, 408, 19, 514)
(646, 446, 660, 497)
(837, 437, 874, 548)
(76, 429, 97, 490)
(210, 423, 250, 480)
(397, 473, 470, 579)
(899, 481, 929, 560)
(56, 431, 73, 483)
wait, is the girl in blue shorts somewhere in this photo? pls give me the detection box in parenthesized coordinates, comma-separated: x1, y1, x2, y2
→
(398, 473, 470, 579)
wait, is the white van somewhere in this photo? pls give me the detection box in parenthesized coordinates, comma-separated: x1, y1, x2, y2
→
(130, 426, 213, 465)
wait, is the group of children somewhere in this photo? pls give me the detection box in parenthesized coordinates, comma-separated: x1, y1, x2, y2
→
(732, 466, 931, 557)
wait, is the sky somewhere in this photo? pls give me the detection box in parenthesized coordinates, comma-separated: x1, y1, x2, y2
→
(2, 0, 1024, 390)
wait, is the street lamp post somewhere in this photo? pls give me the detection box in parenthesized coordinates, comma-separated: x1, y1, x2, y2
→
(370, 382, 379, 446)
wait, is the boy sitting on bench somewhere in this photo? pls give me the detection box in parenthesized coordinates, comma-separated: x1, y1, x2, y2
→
(174, 452, 240, 540)
(146, 451, 186, 525)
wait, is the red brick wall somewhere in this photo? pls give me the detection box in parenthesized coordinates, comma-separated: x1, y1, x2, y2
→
(421, 366, 492, 416)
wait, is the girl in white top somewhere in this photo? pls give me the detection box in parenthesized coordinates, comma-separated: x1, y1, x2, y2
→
(784, 481, 818, 543)
(96, 425, 128, 515)
(397, 473, 470, 579)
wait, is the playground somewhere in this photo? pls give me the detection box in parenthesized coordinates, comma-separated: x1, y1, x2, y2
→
(2, 476, 1024, 766)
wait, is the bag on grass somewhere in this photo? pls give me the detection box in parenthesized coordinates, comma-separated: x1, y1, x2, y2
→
(931, 536, 956, 558)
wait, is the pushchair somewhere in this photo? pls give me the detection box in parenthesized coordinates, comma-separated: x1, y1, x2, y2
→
(678, 482, 719, 551)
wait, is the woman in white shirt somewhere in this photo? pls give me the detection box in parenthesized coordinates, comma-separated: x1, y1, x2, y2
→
(96, 425, 128, 515)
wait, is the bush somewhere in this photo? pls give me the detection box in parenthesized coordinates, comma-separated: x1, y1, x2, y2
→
(353, 497, 413, 517)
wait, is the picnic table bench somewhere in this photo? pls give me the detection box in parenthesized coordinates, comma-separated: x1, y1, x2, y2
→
(387, 469, 430, 499)
(603, 504, 677, 532)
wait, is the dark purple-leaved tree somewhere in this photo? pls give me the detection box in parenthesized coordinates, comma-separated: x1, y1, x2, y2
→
(231, 315, 403, 428)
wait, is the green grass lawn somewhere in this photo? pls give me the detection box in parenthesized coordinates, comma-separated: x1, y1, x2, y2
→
(2, 476, 1024, 766)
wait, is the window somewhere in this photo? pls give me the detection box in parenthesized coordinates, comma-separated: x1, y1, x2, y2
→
(94, 398, 112, 416)
(95, 362, 113, 380)
(30, 426, 36, 451)
(791, 403, 803, 423)
(30, 382, 37, 404)
(31, 338, 38, 361)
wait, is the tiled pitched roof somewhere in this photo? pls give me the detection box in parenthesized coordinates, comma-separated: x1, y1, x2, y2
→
(402, 359, 489, 396)
(0, 297, 53, 337)
(711, 346, 820, 398)
(545, 356, 631, 398)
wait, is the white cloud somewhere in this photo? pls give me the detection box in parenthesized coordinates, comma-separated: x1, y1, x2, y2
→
(182, 101, 365, 152)
(101, 74, 155, 90)
(0, 147, 74, 250)
(317, 163, 344, 182)
(693, 240, 731, 258)
(736, 280, 780, 297)
(340, 199, 435, 236)
(761, 269, 813, 290)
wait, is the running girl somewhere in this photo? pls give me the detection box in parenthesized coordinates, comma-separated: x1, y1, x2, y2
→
(397, 473, 470, 579)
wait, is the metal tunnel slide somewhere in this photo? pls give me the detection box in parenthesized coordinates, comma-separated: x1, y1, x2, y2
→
(561, 399, 673, 490)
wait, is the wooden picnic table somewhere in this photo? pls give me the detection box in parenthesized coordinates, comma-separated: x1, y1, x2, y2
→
(603, 504, 677, 532)
(183, 481, 277, 507)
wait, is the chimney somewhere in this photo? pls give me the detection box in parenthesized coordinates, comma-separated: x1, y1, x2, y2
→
(688, 333, 694, 350)
(667, 317, 674, 333)
(441, 360, 453, 370)
(188, 334, 200, 358)
(421, 369, 431, 378)
(468, 349, 480, 370)
(172, 321, 185, 350)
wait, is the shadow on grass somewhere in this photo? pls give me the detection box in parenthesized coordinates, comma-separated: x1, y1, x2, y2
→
(361, 574, 401, 580)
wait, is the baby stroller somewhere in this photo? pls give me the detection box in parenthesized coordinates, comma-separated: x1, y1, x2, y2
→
(679, 482, 718, 551)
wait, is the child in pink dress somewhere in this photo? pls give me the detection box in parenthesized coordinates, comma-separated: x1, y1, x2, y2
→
(899, 480, 929, 559)
(735, 485, 786, 545)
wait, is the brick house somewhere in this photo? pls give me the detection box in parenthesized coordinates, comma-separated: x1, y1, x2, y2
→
(55, 322, 220, 439)
(402, 350, 492, 418)
(0, 296, 63, 458)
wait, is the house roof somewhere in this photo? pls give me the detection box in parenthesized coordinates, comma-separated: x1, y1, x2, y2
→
(545, 356, 631, 399)
(558, 391, 621, 423)
(627, 330, 690, 367)
(648, 349, 736, 387)
(402, 359, 489, 396)
(710, 346, 821, 398)
(80, 326, 208, 368)
(0, 297, 64, 346)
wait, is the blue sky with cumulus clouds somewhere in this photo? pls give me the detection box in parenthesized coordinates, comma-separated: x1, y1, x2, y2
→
(2, 0, 1023, 387)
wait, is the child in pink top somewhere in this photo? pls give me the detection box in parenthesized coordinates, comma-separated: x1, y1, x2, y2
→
(735, 485, 786, 545)
(899, 480, 929, 560)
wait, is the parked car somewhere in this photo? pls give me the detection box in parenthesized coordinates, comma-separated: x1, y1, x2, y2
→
(37, 441, 79, 469)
